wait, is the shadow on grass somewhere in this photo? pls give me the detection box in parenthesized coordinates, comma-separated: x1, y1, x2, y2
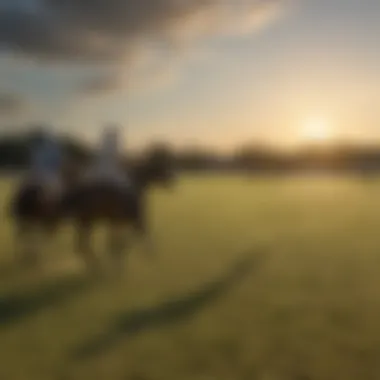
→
(0, 257, 42, 281)
(70, 249, 267, 361)
(0, 260, 21, 281)
(0, 273, 97, 328)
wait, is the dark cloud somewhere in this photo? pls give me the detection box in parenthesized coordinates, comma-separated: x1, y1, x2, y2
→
(0, 6, 122, 62)
(0, 0, 285, 94)
(0, 0, 284, 62)
(0, 93, 26, 116)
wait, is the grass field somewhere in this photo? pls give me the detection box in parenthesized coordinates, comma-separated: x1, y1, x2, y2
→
(2, 175, 380, 380)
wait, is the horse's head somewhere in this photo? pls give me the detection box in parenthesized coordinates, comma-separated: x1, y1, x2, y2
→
(132, 148, 176, 190)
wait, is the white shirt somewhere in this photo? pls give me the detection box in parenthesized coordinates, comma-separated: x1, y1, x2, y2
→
(84, 126, 131, 187)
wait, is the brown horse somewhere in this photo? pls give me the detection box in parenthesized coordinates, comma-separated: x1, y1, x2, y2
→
(60, 151, 175, 272)
(9, 160, 83, 267)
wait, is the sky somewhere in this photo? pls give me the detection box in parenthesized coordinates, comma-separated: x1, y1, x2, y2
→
(0, 0, 379, 150)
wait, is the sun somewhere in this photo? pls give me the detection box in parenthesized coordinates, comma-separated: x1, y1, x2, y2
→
(300, 117, 332, 143)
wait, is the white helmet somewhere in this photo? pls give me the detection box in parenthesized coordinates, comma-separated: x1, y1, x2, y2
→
(101, 124, 122, 152)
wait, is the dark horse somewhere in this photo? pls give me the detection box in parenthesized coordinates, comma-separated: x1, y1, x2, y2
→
(60, 150, 175, 272)
(9, 161, 81, 266)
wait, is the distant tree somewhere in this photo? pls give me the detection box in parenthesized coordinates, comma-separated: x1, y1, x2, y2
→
(0, 135, 29, 168)
(174, 147, 221, 171)
(143, 141, 175, 170)
(233, 144, 292, 172)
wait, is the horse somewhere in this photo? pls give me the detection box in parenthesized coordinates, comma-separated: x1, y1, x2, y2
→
(60, 150, 175, 273)
(8, 159, 84, 267)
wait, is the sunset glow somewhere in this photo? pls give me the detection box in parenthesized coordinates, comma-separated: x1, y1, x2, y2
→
(300, 117, 333, 144)
(0, 0, 379, 150)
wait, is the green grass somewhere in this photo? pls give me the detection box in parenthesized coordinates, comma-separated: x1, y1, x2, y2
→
(2, 175, 380, 380)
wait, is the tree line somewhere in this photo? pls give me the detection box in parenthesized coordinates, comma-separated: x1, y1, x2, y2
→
(1, 131, 380, 174)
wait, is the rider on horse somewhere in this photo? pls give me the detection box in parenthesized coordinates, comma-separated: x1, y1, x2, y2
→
(84, 124, 131, 189)
(26, 128, 63, 200)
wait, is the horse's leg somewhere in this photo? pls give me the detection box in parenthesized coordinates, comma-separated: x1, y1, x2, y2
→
(44, 218, 59, 238)
(132, 210, 155, 258)
(14, 220, 29, 264)
(75, 220, 99, 273)
(107, 222, 130, 273)
(41, 217, 60, 252)
(15, 220, 40, 267)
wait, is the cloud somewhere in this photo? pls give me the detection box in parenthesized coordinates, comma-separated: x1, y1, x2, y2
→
(80, 67, 181, 97)
(80, 73, 122, 96)
(1, 0, 286, 61)
(0, 0, 287, 94)
(0, 93, 26, 116)
(220, 0, 287, 36)
(80, 49, 189, 96)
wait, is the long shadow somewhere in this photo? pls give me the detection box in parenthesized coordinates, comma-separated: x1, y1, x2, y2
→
(0, 257, 38, 281)
(70, 249, 267, 361)
(0, 260, 21, 281)
(0, 273, 97, 328)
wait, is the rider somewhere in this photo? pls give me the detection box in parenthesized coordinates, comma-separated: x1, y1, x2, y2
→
(84, 124, 131, 188)
(26, 127, 64, 198)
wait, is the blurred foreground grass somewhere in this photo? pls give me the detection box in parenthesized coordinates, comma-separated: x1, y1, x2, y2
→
(1, 175, 380, 380)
